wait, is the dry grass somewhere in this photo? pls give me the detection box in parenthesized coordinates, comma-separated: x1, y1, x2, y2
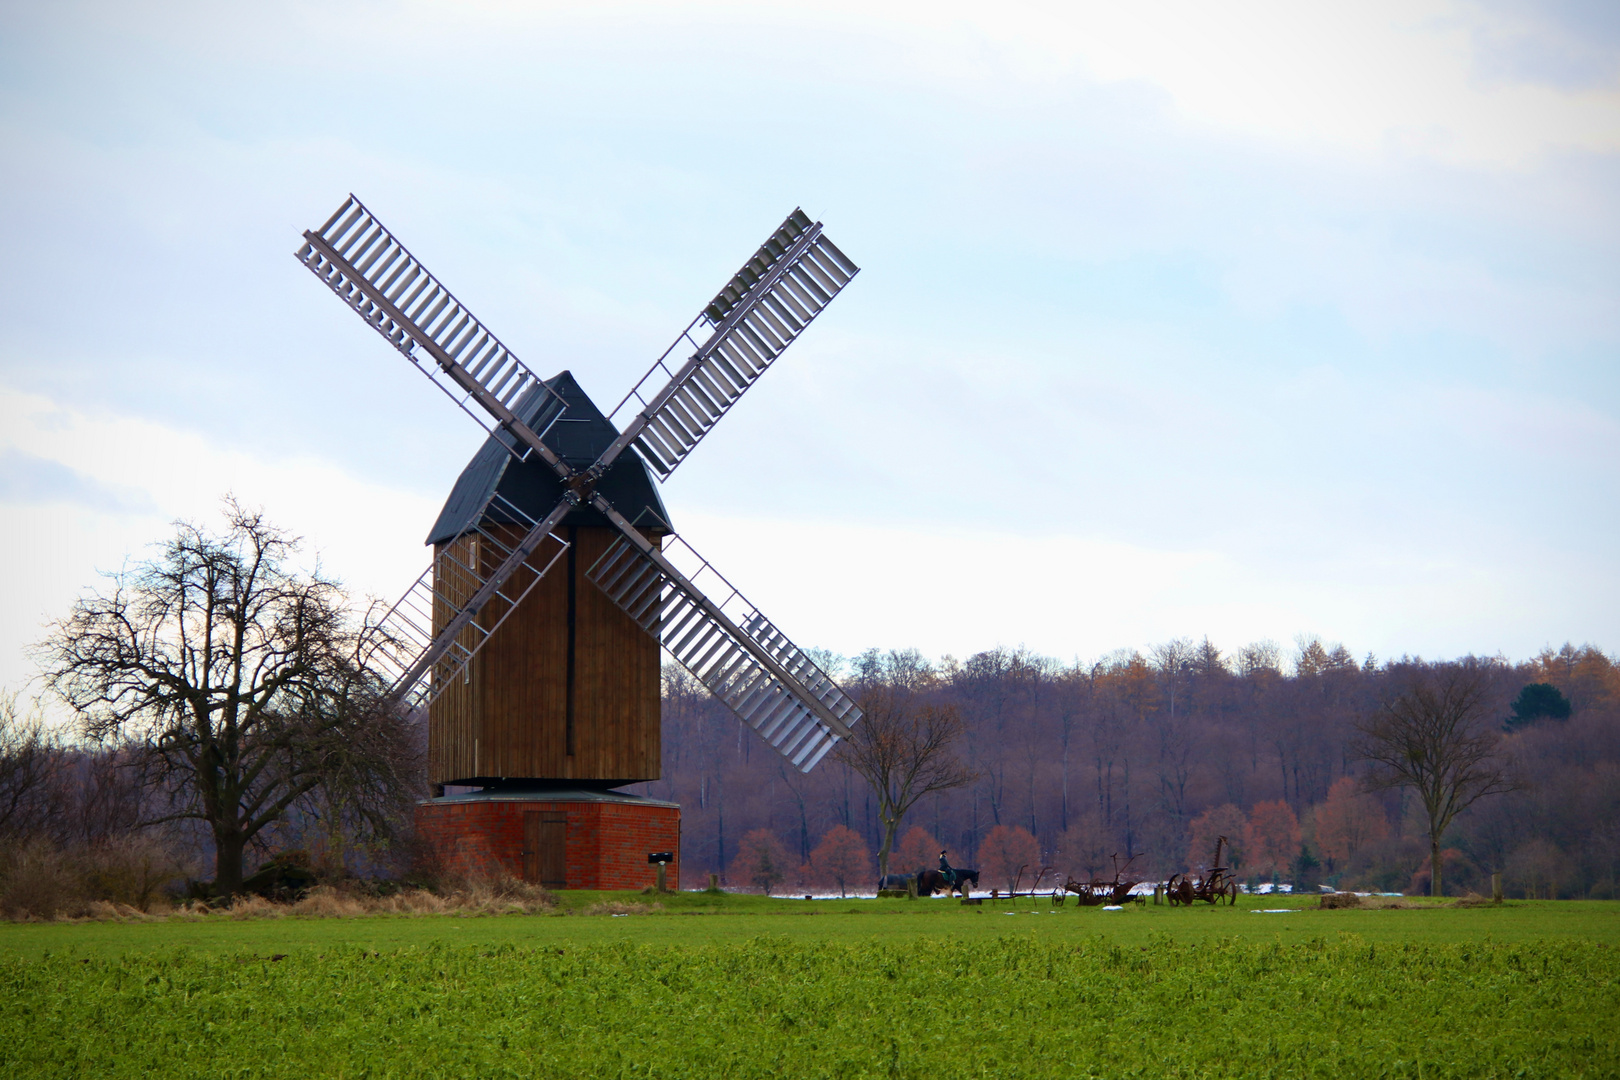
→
(9, 869, 559, 923)
(219, 878, 558, 920)
(0, 836, 192, 921)
(582, 900, 664, 916)
(1319, 892, 1500, 911)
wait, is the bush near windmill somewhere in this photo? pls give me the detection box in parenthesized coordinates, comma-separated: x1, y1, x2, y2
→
(1187, 804, 1247, 877)
(1312, 777, 1390, 876)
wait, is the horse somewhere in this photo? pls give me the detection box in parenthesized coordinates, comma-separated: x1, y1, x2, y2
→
(917, 867, 980, 897)
(877, 873, 915, 892)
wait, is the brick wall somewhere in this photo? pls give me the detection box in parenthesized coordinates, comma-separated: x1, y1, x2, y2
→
(416, 798, 680, 890)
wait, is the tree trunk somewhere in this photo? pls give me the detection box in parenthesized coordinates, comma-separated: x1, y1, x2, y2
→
(1431, 835, 1443, 897)
(877, 816, 897, 881)
(214, 829, 246, 897)
(1060, 745, 1069, 832)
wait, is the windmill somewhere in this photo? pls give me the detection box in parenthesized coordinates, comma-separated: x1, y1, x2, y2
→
(295, 196, 863, 888)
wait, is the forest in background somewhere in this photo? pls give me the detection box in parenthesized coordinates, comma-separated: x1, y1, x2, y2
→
(626, 639, 1620, 899)
(5, 636, 1616, 908)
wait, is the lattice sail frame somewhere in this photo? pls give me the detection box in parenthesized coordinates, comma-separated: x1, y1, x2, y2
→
(297, 195, 862, 769)
(586, 528, 857, 771)
(364, 489, 571, 709)
(601, 209, 858, 479)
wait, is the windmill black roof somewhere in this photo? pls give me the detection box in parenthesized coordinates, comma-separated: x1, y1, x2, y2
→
(425, 371, 671, 545)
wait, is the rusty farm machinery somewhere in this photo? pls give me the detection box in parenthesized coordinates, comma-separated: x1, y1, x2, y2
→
(1165, 834, 1240, 905)
(1052, 854, 1144, 907)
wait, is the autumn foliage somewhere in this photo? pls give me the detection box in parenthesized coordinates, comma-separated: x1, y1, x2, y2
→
(648, 642, 1619, 898)
(892, 825, 941, 877)
(729, 829, 792, 895)
(809, 825, 871, 897)
(1313, 777, 1389, 870)
(978, 825, 1040, 893)
(1187, 804, 1247, 872)
(1243, 801, 1301, 878)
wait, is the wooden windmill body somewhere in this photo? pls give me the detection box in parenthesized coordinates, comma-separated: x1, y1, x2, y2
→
(296, 198, 864, 888)
(427, 372, 667, 788)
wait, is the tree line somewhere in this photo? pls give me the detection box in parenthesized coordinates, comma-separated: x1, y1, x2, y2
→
(4, 504, 1614, 911)
(633, 640, 1619, 899)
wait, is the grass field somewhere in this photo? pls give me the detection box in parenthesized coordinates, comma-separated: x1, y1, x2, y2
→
(3, 894, 1617, 1078)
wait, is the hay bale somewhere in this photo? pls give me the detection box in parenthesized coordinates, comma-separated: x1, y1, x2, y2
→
(1319, 892, 1363, 909)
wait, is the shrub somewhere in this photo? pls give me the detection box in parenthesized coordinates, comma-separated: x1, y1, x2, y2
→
(1244, 801, 1301, 878)
(891, 825, 940, 877)
(1187, 804, 1247, 872)
(0, 834, 190, 920)
(978, 825, 1040, 894)
(728, 829, 791, 895)
(809, 826, 871, 897)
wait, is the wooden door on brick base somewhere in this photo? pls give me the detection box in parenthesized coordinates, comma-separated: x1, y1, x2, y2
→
(523, 812, 567, 888)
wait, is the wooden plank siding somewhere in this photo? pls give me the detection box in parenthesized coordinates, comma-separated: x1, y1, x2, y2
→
(428, 526, 661, 785)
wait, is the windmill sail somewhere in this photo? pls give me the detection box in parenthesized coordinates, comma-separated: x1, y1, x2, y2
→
(367, 490, 572, 707)
(601, 210, 859, 479)
(297, 196, 570, 472)
(297, 196, 586, 704)
(585, 526, 858, 772)
(297, 196, 864, 766)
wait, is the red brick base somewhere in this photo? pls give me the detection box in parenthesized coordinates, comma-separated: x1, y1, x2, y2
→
(415, 791, 680, 891)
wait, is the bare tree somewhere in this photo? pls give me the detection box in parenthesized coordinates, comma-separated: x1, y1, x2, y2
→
(0, 694, 61, 838)
(1355, 659, 1518, 896)
(834, 682, 975, 880)
(36, 500, 420, 896)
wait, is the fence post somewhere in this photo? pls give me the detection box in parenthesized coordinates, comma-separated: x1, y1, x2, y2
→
(1153, 884, 1163, 905)
(708, 872, 719, 891)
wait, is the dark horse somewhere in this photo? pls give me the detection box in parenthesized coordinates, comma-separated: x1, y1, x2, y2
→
(917, 867, 980, 897)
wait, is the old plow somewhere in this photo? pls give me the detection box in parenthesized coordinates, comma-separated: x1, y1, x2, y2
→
(1054, 853, 1143, 906)
(1166, 834, 1239, 905)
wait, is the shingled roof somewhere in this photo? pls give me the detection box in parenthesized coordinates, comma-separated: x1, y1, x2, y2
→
(425, 371, 671, 545)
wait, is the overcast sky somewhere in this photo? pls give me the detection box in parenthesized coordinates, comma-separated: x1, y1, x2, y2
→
(2, 0, 1617, 699)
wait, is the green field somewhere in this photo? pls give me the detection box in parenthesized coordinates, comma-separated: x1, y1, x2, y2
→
(4, 895, 1617, 1078)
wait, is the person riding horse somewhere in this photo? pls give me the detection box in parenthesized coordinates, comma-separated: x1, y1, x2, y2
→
(938, 850, 958, 892)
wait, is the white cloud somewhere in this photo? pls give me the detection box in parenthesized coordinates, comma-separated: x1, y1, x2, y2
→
(0, 384, 438, 697)
(445, 0, 1620, 166)
(0, 0, 1614, 697)
(668, 508, 1607, 667)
